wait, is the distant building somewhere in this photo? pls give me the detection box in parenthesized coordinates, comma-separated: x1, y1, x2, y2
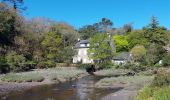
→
(113, 52, 131, 65)
(73, 40, 93, 64)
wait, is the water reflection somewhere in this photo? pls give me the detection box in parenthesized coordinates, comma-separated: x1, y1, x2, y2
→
(3, 75, 122, 100)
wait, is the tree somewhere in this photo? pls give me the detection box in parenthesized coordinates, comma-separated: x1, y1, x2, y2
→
(51, 23, 79, 47)
(79, 25, 97, 39)
(58, 46, 76, 64)
(2, 0, 25, 10)
(0, 3, 24, 46)
(130, 45, 146, 63)
(127, 30, 149, 49)
(88, 33, 115, 65)
(113, 34, 129, 52)
(143, 16, 168, 46)
(6, 51, 26, 72)
(143, 16, 168, 66)
(42, 32, 62, 62)
(145, 44, 165, 66)
(123, 23, 133, 33)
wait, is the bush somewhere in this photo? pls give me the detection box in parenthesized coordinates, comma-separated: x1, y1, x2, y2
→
(117, 63, 147, 72)
(163, 54, 170, 67)
(0, 57, 9, 73)
(76, 63, 92, 69)
(152, 68, 170, 87)
(154, 86, 170, 100)
(37, 60, 56, 68)
(6, 51, 27, 72)
(136, 86, 153, 100)
(97, 62, 115, 69)
(136, 86, 170, 100)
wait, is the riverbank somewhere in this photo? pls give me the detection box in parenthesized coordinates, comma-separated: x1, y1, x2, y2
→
(0, 67, 87, 97)
(94, 69, 154, 100)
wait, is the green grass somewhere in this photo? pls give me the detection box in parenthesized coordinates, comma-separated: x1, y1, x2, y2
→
(94, 69, 130, 76)
(95, 76, 154, 90)
(1, 73, 44, 82)
(0, 67, 85, 83)
(136, 86, 170, 100)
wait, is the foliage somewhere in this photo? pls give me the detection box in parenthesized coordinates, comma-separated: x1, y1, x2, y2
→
(58, 46, 76, 64)
(145, 44, 165, 66)
(163, 54, 170, 67)
(113, 34, 129, 52)
(130, 45, 146, 63)
(79, 25, 97, 39)
(136, 85, 170, 100)
(127, 30, 149, 49)
(41, 32, 62, 63)
(6, 51, 27, 72)
(143, 16, 168, 46)
(152, 68, 170, 87)
(0, 56, 9, 73)
(88, 33, 115, 65)
(76, 63, 92, 69)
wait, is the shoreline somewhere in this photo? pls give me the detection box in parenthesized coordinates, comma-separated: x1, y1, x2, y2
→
(0, 73, 88, 97)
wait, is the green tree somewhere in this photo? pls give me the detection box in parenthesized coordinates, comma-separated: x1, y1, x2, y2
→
(88, 33, 115, 65)
(41, 32, 62, 66)
(130, 45, 146, 63)
(143, 16, 168, 66)
(79, 25, 97, 39)
(113, 34, 129, 52)
(58, 46, 76, 64)
(127, 30, 149, 49)
(143, 16, 168, 46)
(6, 51, 26, 71)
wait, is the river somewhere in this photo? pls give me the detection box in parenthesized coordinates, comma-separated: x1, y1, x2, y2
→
(5, 75, 123, 100)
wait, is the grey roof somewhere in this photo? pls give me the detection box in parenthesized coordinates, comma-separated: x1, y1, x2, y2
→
(113, 52, 130, 60)
(75, 40, 89, 48)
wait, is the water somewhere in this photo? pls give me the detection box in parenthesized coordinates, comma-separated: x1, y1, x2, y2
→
(4, 75, 122, 100)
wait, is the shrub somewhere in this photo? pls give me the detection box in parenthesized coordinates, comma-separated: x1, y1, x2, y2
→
(163, 54, 170, 67)
(97, 62, 115, 69)
(76, 63, 92, 69)
(6, 51, 27, 72)
(154, 86, 170, 100)
(152, 68, 170, 87)
(136, 86, 153, 100)
(0, 57, 9, 73)
(117, 63, 147, 72)
(136, 86, 170, 100)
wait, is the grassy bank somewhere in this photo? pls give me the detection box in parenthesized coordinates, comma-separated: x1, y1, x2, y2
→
(0, 67, 86, 83)
(136, 68, 170, 100)
(94, 69, 130, 76)
(95, 76, 154, 90)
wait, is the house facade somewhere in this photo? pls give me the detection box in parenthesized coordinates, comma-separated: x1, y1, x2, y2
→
(73, 40, 93, 64)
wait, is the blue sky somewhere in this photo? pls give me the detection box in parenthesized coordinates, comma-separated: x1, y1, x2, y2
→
(24, 0, 170, 29)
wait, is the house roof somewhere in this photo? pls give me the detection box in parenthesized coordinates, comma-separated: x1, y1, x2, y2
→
(113, 52, 130, 60)
(75, 40, 89, 48)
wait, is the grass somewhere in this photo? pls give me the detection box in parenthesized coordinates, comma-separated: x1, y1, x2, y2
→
(136, 68, 170, 100)
(136, 86, 170, 100)
(2, 73, 44, 82)
(0, 67, 85, 83)
(94, 69, 130, 76)
(95, 76, 154, 90)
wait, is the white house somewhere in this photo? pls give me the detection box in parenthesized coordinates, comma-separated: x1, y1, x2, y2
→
(113, 52, 131, 65)
(73, 40, 131, 65)
(73, 40, 93, 64)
